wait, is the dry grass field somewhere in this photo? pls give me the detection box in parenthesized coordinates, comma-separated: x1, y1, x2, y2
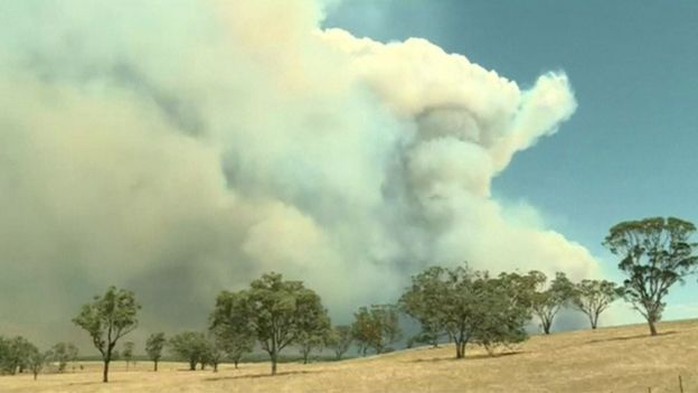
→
(2, 320, 698, 393)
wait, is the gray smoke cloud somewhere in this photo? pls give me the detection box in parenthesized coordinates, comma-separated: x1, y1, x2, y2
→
(0, 0, 600, 348)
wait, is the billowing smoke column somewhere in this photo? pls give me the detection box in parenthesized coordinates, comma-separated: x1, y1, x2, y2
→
(0, 0, 599, 344)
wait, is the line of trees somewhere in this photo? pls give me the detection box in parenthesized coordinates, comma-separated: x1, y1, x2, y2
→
(5, 215, 690, 383)
(0, 339, 79, 380)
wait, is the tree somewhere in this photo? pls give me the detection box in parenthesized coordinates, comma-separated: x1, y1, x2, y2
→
(351, 304, 402, 355)
(530, 271, 575, 335)
(50, 342, 79, 373)
(209, 291, 256, 369)
(470, 272, 535, 355)
(72, 286, 141, 383)
(145, 333, 166, 372)
(570, 279, 622, 330)
(400, 265, 536, 359)
(122, 341, 135, 371)
(26, 345, 48, 380)
(326, 325, 353, 360)
(604, 217, 698, 336)
(204, 336, 225, 373)
(399, 266, 450, 348)
(297, 308, 331, 364)
(0, 336, 35, 375)
(212, 272, 331, 375)
(168, 332, 209, 371)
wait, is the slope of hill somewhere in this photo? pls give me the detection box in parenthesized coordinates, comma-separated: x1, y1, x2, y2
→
(1, 320, 697, 393)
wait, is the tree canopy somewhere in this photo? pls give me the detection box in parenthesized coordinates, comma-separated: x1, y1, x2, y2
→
(72, 286, 140, 382)
(604, 217, 698, 335)
(212, 272, 331, 375)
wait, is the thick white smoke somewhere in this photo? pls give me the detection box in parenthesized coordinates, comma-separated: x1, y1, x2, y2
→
(0, 0, 599, 346)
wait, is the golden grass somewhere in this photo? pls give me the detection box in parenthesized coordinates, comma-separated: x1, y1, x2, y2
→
(2, 320, 698, 392)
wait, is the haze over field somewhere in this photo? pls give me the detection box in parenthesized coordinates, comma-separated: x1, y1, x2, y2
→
(0, 0, 633, 346)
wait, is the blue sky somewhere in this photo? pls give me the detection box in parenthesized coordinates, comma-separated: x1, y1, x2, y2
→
(325, 0, 698, 321)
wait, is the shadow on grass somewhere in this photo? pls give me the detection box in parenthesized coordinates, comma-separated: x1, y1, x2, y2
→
(68, 380, 124, 386)
(586, 330, 677, 345)
(409, 351, 524, 363)
(204, 370, 320, 382)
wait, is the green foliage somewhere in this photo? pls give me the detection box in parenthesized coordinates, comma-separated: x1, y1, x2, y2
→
(351, 304, 402, 356)
(604, 217, 698, 336)
(326, 325, 353, 360)
(72, 286, 140, 382)
(212, 272, 331, 375)
(168, 331, 209, 371)
(26, 345, 48, 380)
(399, 266, 450, 348)
(49, 342, 79, 373)
(472, 272, 537, 355)
(209, 290, 256, 369)
(145, 333, 166, 371)
(570, 279, 622, 329)
(530, 271, 575, 335)
(0, 336, 36, 375)
(400, 265, 535, 359)
(296, 304, 332, 364)
(122, 341, 135, 370)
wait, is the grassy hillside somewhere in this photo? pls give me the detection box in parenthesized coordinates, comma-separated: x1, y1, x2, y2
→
(1, 320, 697, 392)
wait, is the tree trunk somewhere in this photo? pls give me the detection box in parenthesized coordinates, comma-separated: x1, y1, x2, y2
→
(455, 341, 466, 359)
(102, 360, 110, 383)
(234, 359, 239, 369)
(542, 320, 551, 334)
(270, 352, 278, 376)
(213, 363, 218, 373)
(153, 360, 158, 372)
(189, 360, 196, 371)
(648, 319, 658, 336)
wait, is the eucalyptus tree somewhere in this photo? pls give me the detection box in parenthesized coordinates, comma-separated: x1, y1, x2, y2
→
(351, 304, 402, 356)
(529, 271, 575, 335)
(604, 217, 698, 336)
(145, 333, 166, 371)
(212, 272, 331, 375)
(73, 286, 140, 383)
(570, 279, 622, 329)
(400, 265, 536, 359)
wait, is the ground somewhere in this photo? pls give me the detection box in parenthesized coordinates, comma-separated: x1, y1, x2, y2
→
(2, 320, 698, 392)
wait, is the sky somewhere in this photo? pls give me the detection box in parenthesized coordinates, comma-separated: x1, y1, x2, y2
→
(326, 0, 698, 320)
(0, 0, 697, 351)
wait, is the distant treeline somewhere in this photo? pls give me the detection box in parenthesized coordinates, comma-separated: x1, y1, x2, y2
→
(2, 216, 697, 383)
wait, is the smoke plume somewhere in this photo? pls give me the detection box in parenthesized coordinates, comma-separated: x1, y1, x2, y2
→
(0, 0, 599, 347)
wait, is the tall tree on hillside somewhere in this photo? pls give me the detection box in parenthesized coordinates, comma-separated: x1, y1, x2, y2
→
(145, 333, 166, 372)
(211, 272, 331, 375)
(72, 286, 140, 383)
(570, 279, 623, 330)
(604, 217, 698, 336)
(530, 271, 575, 335)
